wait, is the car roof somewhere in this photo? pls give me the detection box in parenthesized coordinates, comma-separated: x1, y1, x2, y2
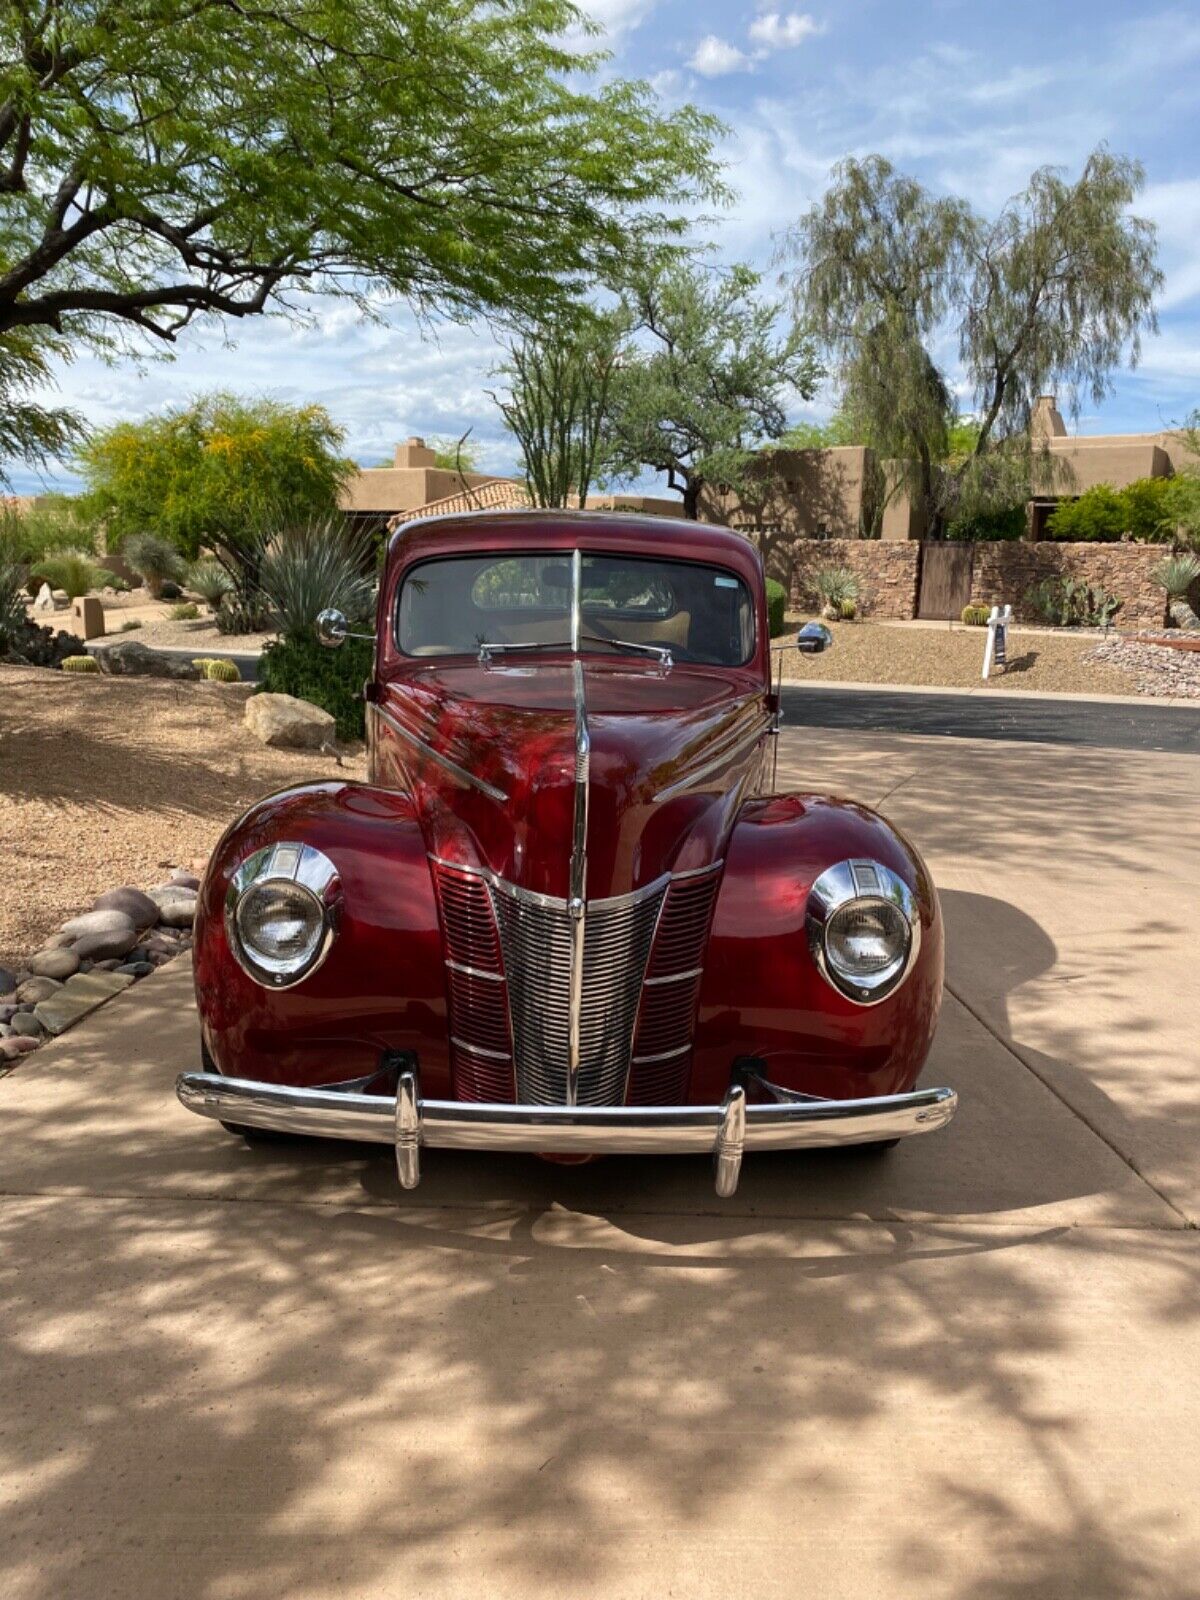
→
(388, 508, 764, 587)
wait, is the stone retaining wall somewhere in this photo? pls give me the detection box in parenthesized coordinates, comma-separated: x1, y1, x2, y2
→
(969, 542, 1167, 629)
(787, 540, 920, 619)
(779, 538, 1167, 628)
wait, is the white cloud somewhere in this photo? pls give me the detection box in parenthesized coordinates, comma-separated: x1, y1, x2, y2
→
(688, 34, 751, 77)
(748, 12, 821, 49)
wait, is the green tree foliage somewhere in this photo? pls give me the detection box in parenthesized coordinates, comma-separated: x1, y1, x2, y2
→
(1, 492, 95, 560)
(492, 314, 624, 507)
(0, 0, 723, 356)
(427, 436, 483, 475)
(78, 393, 354, 569)
(1046, 478, 1175, 543)
(0, 330, 86, 483)
(604, 261, 820, 519)
(764, 577, 787, 637)
(781, 149, 1162, 531)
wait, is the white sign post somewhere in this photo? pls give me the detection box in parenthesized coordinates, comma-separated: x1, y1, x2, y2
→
(981, 603, 1012, 681)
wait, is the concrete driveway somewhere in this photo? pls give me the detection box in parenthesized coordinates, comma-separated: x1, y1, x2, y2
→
(1, 725, 1197, 1600)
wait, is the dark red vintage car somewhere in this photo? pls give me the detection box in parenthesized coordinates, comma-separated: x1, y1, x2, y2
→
(177, 511, 955, 1194)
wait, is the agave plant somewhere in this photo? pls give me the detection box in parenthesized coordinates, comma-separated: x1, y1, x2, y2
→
(254, 518, 375, 642)
(1151, 552, 1200, 629)
(814, 565, 860, 620)
(187, 557, 234, 611)
(122, 532, 186, 597)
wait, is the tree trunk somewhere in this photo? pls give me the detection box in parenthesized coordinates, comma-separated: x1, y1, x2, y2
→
(682, 477, 701, 520)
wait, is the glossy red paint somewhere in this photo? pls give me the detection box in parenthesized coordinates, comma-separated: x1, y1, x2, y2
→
(692, 795, 942, 1102)
(194, 510, 944, 1111)
(193, 782, 452, 1095)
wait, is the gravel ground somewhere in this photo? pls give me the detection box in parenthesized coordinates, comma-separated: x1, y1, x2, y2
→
(777, 621, 1143, 694)
(88, 591, 274, 653)
(0, 665, 364, 971)
(1085, 636, 1200, 698)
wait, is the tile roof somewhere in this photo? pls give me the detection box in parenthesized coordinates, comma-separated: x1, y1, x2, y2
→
(387, 478, 532, 531)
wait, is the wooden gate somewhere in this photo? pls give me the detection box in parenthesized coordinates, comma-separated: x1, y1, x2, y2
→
(917, 542, 974, 620)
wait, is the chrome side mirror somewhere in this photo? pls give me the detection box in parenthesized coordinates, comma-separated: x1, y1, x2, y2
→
(796, 622, 833, 654)
(316, 608, 349, 648)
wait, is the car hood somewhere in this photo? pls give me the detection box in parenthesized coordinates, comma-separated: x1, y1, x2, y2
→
(376, 659, 769, 901)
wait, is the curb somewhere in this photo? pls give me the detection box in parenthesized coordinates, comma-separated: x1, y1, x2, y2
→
(777, 678, 1200, 711)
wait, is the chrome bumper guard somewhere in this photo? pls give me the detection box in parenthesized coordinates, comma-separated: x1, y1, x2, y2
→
(176, 1065, 956, 1198)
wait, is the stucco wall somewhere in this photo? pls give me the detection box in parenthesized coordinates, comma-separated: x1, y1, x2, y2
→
(970, 542, 1168, 629)
(787, 540, 920, 619)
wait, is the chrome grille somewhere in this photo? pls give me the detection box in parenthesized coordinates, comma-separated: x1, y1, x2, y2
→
(628, 870, 721, 1105)
(432, 864, 515, 1102)
(493, 881, 665, 1106)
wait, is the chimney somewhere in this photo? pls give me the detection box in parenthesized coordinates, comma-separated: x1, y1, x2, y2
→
(393, 436, 437, 468)
(1031, 396, 1066, 439)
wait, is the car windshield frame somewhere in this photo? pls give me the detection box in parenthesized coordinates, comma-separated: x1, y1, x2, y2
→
(394, 547, 758, 669)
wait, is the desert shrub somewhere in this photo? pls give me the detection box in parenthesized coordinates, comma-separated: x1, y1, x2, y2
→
(159, 579, 182, 601)
(1026, 576, 1122, 627)
(0, 618, 79, 666)
(838, 597, 858, 620)
(188, 557, 233, 610)
(119, 618, 142, 632)
(257, 633, 373, 740)
(6, 495, 97, 562)
(169, 601, 200, 620)
(215, 589, 270, 634)
(0, 544, 27, 651)
(961, 604, 991, 626)
(255, 517, 375, 642)
(1046, 478, 1174, 543)
(29, 549, 110, 600)
(61, 655, 99, 674)
(814, 564, 860, 618)
(946, 503, 1026, 541)
(121, 532, 186, 596)
(765, 577, 787, 638)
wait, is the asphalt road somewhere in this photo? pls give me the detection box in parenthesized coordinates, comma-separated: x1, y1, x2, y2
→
(780, 683, 1200, 753)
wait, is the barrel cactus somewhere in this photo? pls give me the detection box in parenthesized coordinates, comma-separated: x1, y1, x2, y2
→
(61, 654, 99, 674)
(204, 658, 241, 682)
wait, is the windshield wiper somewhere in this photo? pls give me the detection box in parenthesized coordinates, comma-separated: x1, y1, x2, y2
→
(477, 635, 673, 670)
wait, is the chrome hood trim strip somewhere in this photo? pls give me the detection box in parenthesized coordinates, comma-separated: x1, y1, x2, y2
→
(567, 655, 590, 1105)
(374, 701, 508, 804)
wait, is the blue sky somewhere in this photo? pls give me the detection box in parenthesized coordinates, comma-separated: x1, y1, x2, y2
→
(14, 0, 1200, 497)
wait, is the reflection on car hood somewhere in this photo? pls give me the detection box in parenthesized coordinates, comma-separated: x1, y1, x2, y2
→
(376, 658, 770, 901)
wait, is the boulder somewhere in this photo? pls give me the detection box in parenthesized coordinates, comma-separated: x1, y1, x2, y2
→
(44, 931, 76, 950)
(152, 892, 197, 928)
(27, 948, 81, 980)
(10, 1011, 44, 1037)
(73, 926, 140, 962)
(32, 581, 55, 612)
(93, 640, 200, 680)
(0, 965, 17, 996)
(15, 976, 61, 1005)
(245, 693, 336, 751)
(93, 886, 159, 929)
(60, 908, 137, 941)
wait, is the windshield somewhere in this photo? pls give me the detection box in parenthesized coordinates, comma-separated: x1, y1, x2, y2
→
(397, 551, 755, 667)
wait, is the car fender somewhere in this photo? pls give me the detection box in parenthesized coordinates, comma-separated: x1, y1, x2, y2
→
(193, 781, 450, 1093)
(691, 792, 943, 1103)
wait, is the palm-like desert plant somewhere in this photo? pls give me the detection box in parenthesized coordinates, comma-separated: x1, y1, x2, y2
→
(1151, 552, 1200, 629)
(814, 564, 861, 620)
(122, 532, 186, 597)
(255, 518, 375, 642)
(187, 557, 234, 611)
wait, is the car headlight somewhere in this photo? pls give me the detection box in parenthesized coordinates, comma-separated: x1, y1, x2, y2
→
(806, 859, 920, 1005)
(225, 842, 340, 988)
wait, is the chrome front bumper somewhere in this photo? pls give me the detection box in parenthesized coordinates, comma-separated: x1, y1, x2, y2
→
(176, 1066, 956, 1198)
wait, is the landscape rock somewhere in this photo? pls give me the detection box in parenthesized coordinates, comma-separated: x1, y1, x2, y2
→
(15, 976, 62, 1005)
(0, 1004, 16, 1023)
(93, 640, 200, 680)
(116, 961, 155, 978)
(33, 581, 54, 611)
(34, 969, 136, 1036)
(245, 692, 336, 751)
(45, 932, 76, 950)
(60, 908, 138, 941)
(0, 1035, 40, 1061)
(10, 1011, 44, 1037)
(92, 886, 160, 929)
(26, 948, 81, 980)
(91, 958, 123, 972)
(0, 1023, 9, 1036)
(136, 931, 183, 959)
(169, 870, 201, 890)
(0, 965, 16, 996)
(72, 926, 140, 962)
(155, 893, 197, 928)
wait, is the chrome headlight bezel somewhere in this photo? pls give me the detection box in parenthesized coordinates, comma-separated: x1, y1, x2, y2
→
(225, 842, 341, 989)
(805, 858, 921, 1006)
